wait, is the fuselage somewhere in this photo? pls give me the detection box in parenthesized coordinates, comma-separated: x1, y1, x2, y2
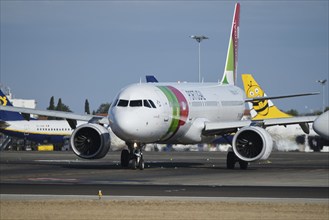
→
(109, 82, 245, 144)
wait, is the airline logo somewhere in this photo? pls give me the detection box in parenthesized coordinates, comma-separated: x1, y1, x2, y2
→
(0, 96, 8, 106)
(242, 74, 291, 119)
(232, 2, 240, 84)
(245, 81, 271, 117)
(157, 86, 189, 141)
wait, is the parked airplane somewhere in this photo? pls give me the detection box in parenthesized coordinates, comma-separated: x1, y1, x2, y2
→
(0, 89, 124, 149)
(0, 89, 80, 144)
(0, 3, 318, 170)
(241, 74, 328, 151)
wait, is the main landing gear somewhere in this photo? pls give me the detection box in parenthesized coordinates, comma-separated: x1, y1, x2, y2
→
(226, 151, 249, 170)
(121, 143, 145, 170)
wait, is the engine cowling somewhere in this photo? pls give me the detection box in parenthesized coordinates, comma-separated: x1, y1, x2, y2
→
(232, 126, 273, 162)
(70, 123, 111, 159)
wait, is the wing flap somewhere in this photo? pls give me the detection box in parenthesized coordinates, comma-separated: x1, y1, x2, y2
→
(0, 105, 105, 123)
(204, 116, 317, 136)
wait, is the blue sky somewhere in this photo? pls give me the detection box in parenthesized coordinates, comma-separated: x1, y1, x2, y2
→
(1, 1, 328, 114)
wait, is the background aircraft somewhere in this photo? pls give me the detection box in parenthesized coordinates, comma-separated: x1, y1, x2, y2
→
(242, 74, 328, 151)
(0, 3, 319, 170)
(313, 111, 329, 140)
(0, 89, 124, 150)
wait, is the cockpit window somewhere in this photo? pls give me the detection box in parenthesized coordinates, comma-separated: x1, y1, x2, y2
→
(117, 99, 129, 107)
(129, 100, 143, 107)
(116, 99, 156, 108)
(143, 100, 151, 108)
(148, 100, 156, 108)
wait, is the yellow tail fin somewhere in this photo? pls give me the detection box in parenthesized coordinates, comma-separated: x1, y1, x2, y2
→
(242, 74, 291, 120)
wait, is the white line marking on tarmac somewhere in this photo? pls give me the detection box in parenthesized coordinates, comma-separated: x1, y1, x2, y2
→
(1, 194, 328, 204)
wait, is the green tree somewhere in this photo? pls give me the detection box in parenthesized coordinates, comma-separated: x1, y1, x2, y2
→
(95, 103, 111, 114)
(56, 98, 63, 111)
(85, 99, 90, 114)
(47, 96, 55, 110)
(56, 98, 72, 112)
(285, 109, 299, 116)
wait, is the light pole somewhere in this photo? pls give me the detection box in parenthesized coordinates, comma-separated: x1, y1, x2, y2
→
(190, 35, 208, 82)
(316, 79, 327, 112)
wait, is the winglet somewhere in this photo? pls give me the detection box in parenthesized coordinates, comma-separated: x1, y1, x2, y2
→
(220, 3, 240, 85)
(242, 74, 291, 119)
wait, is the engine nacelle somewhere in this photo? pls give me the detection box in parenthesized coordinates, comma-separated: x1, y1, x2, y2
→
(232, 126, 273, 162)
(70, 123, 111, 159)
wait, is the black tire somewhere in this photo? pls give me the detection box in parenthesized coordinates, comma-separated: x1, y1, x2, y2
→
(121, 149, 130, 168)
(239, 160, 248, 170)
(139, 157, 145, 170)
(131, 158, 137, 170)
(226, 151, 236, 169)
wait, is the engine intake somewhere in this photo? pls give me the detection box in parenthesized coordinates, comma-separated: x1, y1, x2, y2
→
(232, 126, 273, 162)
(70, 123, 111, 159)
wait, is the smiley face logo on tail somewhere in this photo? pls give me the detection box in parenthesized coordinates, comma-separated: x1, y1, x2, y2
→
(242, 74, 291, 120)
(245, 81, 270, 116)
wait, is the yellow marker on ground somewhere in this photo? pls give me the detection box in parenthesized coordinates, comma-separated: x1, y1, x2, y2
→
(98, 190, 103, 200)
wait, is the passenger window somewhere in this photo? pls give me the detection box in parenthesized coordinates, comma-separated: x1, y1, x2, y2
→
(117, 99, 129, 107)
(149, 100, 156, 108)
(130, 100, 143, 107)
(143, 100, 151, 108)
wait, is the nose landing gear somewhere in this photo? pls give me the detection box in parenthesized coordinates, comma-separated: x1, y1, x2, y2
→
(120, 143, 145, 170)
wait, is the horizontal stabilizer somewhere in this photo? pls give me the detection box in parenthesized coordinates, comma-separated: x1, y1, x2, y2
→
(245, 92, 319, 102)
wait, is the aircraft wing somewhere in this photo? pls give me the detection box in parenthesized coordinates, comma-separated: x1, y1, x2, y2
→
(204, 116, 317, 135)
(0, 120, 10, 129)
(0, 105, 108, 124)
(262, 116, 317, 126)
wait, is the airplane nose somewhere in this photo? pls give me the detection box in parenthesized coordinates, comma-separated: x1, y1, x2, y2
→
(111, 109, 146, 141)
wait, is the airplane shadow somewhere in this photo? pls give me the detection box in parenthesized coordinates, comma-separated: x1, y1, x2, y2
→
(60, 162, 205, 170)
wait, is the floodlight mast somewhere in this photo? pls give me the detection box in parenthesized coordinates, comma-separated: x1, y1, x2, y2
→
(190, 35, 209, 82)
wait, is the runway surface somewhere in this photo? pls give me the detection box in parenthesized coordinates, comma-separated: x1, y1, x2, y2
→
(0, 151, 328, 199)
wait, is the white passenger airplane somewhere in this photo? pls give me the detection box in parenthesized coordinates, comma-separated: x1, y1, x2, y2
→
(0, 89, 76, 144)
(0, 3, 318, 169)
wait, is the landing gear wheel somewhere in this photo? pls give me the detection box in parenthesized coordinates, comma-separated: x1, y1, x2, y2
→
(121, 149, 130, 168)
(226, 151, 236, 169)
(131, 158, 137, 170)
(138, 157, 145, 170)
(239, 160, 249, 170)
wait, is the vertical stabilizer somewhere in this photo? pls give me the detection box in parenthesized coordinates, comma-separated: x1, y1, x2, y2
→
(221, 3, 240, 85)
(242, 74, 291, 120)
(0, 89, 24, 121)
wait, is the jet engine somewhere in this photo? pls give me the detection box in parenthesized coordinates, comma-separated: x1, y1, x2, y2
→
(232, 126, 273, 162)
(70, 123, 111, 159)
